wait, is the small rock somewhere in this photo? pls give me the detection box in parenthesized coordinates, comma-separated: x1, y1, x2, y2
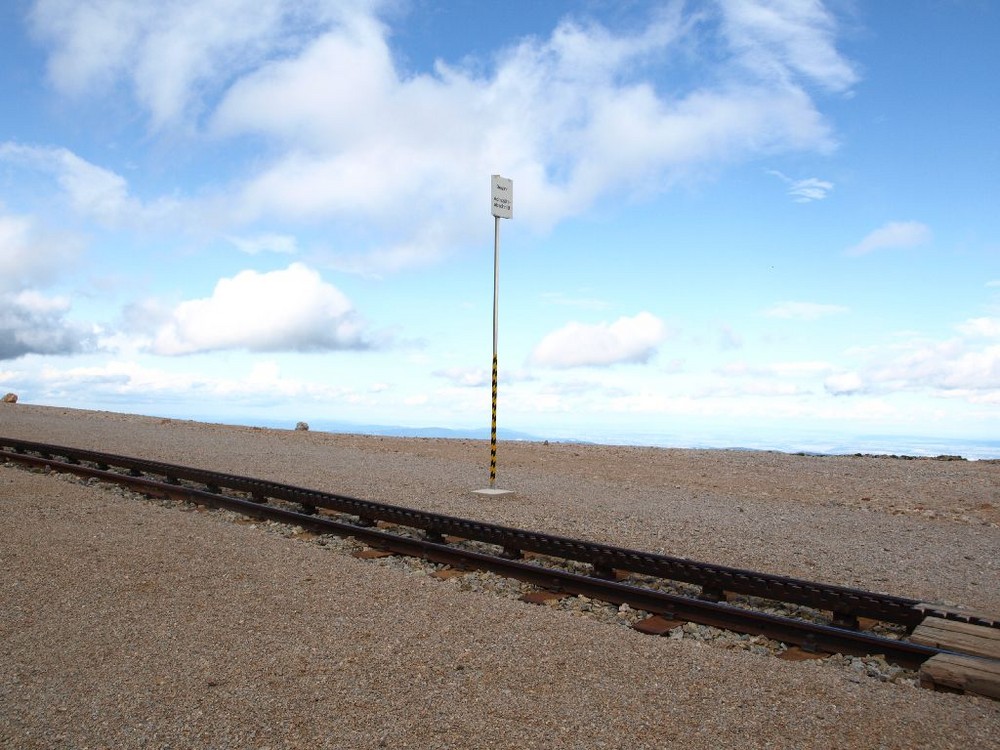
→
(2, 393, 17, 403)
(295, 421, 309, 431)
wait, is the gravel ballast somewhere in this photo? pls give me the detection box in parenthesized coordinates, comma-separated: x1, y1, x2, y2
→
(1, 404, 998, 748)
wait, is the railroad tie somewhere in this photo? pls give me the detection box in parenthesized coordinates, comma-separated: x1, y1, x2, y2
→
(911, 616, 1000, 699)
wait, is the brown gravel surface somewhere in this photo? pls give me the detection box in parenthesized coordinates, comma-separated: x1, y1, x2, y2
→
(2, 403, 999, 749)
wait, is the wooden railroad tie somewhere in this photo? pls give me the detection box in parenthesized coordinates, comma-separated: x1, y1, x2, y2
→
(911, 616, 1000, 700)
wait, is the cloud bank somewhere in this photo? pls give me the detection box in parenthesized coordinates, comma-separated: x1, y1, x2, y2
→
(23, 0, 859, 273)
(824, 317, 1000, 402)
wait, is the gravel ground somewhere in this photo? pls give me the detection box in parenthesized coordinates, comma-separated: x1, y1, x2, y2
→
(1, 403, 998, 749)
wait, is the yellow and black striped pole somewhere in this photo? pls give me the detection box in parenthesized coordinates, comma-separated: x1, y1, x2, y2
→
(489, 213, 501, 488)
(490, 352, 498, 486)
(476, 175, 512, 496)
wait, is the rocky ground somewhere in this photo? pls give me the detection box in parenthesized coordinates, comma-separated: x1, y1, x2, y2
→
(1, 403, 998, 749)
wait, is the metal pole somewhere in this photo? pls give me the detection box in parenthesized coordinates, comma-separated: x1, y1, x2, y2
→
(490, 214, 500, 488)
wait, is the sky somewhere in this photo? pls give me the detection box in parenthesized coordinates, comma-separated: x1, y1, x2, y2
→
(1, 0, 998, 456)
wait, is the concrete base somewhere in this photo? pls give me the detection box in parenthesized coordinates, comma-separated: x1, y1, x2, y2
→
(472, 488, 514, 496)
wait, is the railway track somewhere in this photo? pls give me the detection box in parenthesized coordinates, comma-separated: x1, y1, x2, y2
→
(2, 436, 997, 678)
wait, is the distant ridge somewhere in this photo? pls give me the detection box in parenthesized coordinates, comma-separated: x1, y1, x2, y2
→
(183, 413, 1000, 460)
(315, 422, 545, 442)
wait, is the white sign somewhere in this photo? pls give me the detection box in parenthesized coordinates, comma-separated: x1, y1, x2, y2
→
(491, 174, 513, 219)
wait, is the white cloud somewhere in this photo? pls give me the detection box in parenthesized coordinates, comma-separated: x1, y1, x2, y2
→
(26, 2, 859, 272)
(696, 379, 807, 398)
(530, 312, 667, 369)
(151, 263, 373, 355)
(27, 0, 344, 128)
(823, 371, 864, 395)
(957, 317, 1000, 339)
(767, 170, 833, 202)
(1, 142, 128, 223)
(1, 290, 93, 360)
(768, 360, 834, 378)
(707, 359, 833, 398)
(845, 220, 932, 257)
(788, 177, 833, 202)
(433, 367, 491, 388)
(719, 360, 833, 379)
(11, 290, 71, 315)
(209, 12, 399, 149)
(827, 344, 1000, 397)
(328, 220, 463, 276)
(433, 366, 533, 388)
(205, 3, 849, 269)
(719, 324, 743, 350)
(227, 233, 298, 255)
(0, 208, 91, 360)
(718, 0, 858, 92)
(31, 358, 365, 405)
(0, 211, 79, 292)
(0, 142, 177, 227)
(824, 317, 1000, 399)
(763, 301, 849, 320)
(540, 291, 611, 311)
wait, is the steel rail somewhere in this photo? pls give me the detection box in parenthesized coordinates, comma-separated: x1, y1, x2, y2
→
(2, 436, 995, 634)
(0, 446, 954, 671)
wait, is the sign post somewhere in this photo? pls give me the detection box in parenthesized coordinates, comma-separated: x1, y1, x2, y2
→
(475, 175, 514, 496)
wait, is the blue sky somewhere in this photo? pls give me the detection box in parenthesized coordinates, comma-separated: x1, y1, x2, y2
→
(1, 0, 998, 453)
